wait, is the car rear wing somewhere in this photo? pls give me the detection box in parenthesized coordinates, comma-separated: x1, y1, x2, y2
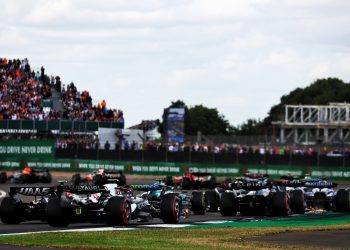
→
(226, 181, 272, 190)
(190, 172, 212, 177)
(57, 185, 109, 194)
(128, 184, 172, 191)
(274, 180, 337, 188)
(9, 186, 55, 196)
(303, 181, 337, 188)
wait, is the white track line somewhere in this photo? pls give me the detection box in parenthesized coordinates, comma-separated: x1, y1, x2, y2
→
(0, 227, 136, 236)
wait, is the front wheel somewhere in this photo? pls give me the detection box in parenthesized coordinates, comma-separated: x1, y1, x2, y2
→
(160, 194, 182, 224)
(290, 190, 305, 214)
(191, 191, 207, 215)
(105, 196, 131, 226)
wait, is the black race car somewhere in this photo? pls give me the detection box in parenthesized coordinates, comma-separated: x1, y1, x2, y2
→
(46, 183, 184, 227)
(0, 186, 56, 224)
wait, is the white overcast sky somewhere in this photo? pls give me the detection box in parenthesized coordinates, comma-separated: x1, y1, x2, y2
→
(1, 0, 350, 127)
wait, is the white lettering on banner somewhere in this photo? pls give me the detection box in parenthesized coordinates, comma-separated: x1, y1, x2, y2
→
(7, 146, 21, 154)
(149, 166, 159, 172)
(267, 169, 278, 175)
(0, 146, 6, 153)
(142, 166, 149, 172)
(80, 163, 88, 169)
(343, 172, 350, 177)
(227, 168, 239, 174)
(133, 166, 142, 172)
(207, 168, 215, 173)
(36, 146, 52, 154)
(21, 146, 36, 154)
(159, 166, 169, 172)
(169, 167, 180, 172)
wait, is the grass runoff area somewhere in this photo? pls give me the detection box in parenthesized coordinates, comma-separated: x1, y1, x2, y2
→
(1, 213, 350, 250)
(2, 226, 350, 250)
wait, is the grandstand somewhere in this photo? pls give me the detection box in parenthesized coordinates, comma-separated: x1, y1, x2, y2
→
(0, 57, 124, 132)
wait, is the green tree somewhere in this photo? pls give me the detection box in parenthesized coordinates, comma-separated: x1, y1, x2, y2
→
(160, 100, 234, 136)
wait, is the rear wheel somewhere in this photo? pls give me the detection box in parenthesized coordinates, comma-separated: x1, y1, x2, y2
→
(118, 174, 127, 186)
(271, 192, 289, 216)
(336, 189, 350, 212)
(0, 197, 23, 224)
(46, 197, 70, 227)
(105, 196, 131, 226)
(191, 191, 207, 215)
(290, 190, 305, 214)
(0, 172, 7, 183)
(208, 176, 216, 189)
(164, 176, 174, 186)
(71, 174, 81, 185)
(93, 174, 103, 185)
(41, 172, 52, 183)
(220, 192, 238, 216)
(205, 190, 219, 212)
(160, 194, 182, 224)
(182, 178, 192, 189)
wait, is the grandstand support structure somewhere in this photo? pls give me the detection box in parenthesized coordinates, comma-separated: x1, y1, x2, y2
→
(273, 103, 350, 145)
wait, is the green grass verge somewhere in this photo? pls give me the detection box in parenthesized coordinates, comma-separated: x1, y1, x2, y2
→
(1, 224, 350, 250)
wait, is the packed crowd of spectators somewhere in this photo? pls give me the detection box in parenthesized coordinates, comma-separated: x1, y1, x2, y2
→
(60, 82, 124, 122)
(55, 135, 99, 150)
(0, 57, 124, 123)
(0, 57, 57, 120)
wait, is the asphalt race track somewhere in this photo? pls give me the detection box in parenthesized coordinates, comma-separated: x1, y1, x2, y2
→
(1, 177, 350, 249)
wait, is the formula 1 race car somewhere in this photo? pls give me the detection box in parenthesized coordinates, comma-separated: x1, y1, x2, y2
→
(46, 183, 185, 227)
(71, 169, 126, 186)
(164, 171, 217, 189)
(276, 176, 350, 212)
(9, 168, 52, 184)
(219, 176, 300, 216)
(0, 186, 56, 224)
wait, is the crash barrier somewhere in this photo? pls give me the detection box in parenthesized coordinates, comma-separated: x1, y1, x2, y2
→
(56, 148, 349, 167)
(0, 120, 123, 132)
(1, 159, 350, 179)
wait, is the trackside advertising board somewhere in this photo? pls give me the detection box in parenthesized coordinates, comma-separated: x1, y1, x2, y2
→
(1, 159, 350, 179)
(0, 140, 55, 160)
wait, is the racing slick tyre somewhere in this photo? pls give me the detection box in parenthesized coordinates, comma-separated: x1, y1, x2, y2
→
(93, 174, 104, 185)
(118, 174, 127, 186)
(0, 197, 24, 224)
(205, 190, 219, 212)
(336, 189, 350, 212)
(41, 172, 52, 183)
(271, 192, 290, 216)
(160, 194, 182, 224)
(46, 197, 70, 227)
(290, 190, 305, 214)
(71, 173, 81, 185)
(191, 191, 207, 215)
(220, 192, 238, 216)
(182, 178, 192, 189)
(208, 176, 217, 189)
(0, 172, 7, 183)
(105, 196, 131, 226)
(164, 176, 174, 186)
